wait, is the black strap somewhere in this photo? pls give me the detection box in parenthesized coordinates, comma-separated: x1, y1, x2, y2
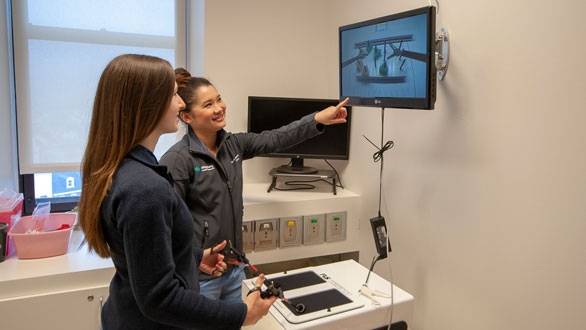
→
(247, 286, 261, 296)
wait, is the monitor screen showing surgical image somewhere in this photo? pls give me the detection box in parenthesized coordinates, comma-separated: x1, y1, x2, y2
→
(339, 6, 436, 109)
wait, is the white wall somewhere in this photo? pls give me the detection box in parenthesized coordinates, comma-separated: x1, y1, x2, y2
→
(0, 1, 16, 191)
(204, 0, 343, 183)
(205, 1, 586, 330)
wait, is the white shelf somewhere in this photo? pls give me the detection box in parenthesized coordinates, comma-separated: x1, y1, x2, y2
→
(243, 183, 359, 205)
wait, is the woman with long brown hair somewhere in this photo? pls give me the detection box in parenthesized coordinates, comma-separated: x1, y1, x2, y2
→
(78, 54, 274, 330)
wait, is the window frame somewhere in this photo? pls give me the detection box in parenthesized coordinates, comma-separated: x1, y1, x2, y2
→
(12, 0, 192, 214)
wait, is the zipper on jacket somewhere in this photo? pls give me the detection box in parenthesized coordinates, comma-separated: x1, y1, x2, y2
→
(202, 220, 209, 246)
(192, 148, 238, 251)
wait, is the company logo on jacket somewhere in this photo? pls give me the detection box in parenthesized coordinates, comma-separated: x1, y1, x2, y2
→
(195, 165, 215, 173)
(231, 154, 240, 164)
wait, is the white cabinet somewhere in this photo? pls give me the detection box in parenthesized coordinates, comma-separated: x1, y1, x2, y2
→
(0, 231, 115, 330)
(0, 285, 109, 330)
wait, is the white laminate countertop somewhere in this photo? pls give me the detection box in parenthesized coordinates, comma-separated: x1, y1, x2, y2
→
(0, 230, 115, 299)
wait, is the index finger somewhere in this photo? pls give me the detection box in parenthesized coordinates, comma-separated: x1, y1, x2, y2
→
(254, 274, 266, 287)
(336, 97, 349, 109)
(212, 240, 227, 253)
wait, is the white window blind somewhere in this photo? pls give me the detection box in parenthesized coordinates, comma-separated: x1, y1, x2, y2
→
(12, 0, 187, 174)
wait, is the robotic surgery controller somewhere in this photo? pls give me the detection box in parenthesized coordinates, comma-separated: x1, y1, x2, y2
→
(262, 279, 306, 314)
(261, 279, 283, 299)
(213, 240, 249, 264)
(212, 240, 259, 273)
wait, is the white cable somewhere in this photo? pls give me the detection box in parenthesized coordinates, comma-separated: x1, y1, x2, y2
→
(381, 185, 394, 329)
(388, 255, 394, 329)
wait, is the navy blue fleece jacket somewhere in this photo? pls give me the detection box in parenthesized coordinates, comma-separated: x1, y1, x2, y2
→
(100, 145, 246, 330)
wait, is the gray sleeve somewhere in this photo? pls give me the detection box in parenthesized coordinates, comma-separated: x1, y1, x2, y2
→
(236, 112, 324, 160)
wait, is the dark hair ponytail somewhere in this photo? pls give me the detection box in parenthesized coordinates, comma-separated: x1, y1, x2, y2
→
(175, 68, 192, 90)
(174, 68, 214, 115)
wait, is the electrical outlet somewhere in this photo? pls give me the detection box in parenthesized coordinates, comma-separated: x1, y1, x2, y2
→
(303, 214, 325, 244)
(308, 221, 320, 239)
(242, 221, 254, 252)
(285, 222, 297, 241)
(326, 211, 347, 242)
(279, 216, 302, 247)
(254, 219, 278, 250)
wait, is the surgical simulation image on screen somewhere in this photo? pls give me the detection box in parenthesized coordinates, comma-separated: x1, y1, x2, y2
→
(340, 13, 428, 99)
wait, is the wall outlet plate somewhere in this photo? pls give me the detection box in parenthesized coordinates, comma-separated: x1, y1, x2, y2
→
(326, 211, 347, 242)
(279, 216, 303, 247)
(242, 221, 254, 252)
(303, 214, 325, 244)
(254, 218, 279, 251)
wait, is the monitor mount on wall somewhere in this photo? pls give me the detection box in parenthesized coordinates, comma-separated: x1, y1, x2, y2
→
(435, 27, 449, 80)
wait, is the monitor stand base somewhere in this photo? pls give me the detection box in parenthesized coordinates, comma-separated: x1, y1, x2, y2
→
(276, 165, 319, 175)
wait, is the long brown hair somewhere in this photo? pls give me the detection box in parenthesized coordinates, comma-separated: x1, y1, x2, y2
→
(79, 54, 175, 257)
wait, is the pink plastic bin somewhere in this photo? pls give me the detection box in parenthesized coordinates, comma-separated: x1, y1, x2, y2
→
(8, 213, 77, 259)
(0, 193, 23, 257)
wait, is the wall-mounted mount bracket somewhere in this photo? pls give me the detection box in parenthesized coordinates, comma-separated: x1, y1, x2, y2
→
(435, 27, 449, 80)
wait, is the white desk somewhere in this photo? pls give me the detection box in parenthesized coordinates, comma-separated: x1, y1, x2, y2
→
(243, 260, 414, 330)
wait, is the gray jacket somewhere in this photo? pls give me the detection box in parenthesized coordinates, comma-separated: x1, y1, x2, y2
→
(160, 113, 323, 280)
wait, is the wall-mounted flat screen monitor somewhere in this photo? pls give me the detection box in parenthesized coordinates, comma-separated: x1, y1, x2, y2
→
(339, 6, 436, 109)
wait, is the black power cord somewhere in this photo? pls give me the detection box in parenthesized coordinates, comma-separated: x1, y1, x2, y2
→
(362, 108, 394, 218)
(324, 159, 345, 189)
(365, 255, 382, 284)
(363, 108, 395, 330)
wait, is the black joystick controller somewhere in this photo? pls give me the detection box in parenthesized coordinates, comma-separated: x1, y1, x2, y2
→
(261, 280, 283, 299)
(212, 240, 259, 273)
(262, 279, 305, 314)
(212, 240, 248, 264)
(292, 302, 306, 314)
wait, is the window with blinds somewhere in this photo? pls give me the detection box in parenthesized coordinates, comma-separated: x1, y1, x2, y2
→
(12, 0, 186, 174)
(9, 0, 197, 213)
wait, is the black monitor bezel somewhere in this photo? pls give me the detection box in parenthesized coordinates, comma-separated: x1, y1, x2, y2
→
(247, 96, 352, 161)
(338, 6, 436, 110)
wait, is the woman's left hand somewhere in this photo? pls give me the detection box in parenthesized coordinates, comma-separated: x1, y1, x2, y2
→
(199, 240, 228, 276)
(314, 97, 349, 125)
